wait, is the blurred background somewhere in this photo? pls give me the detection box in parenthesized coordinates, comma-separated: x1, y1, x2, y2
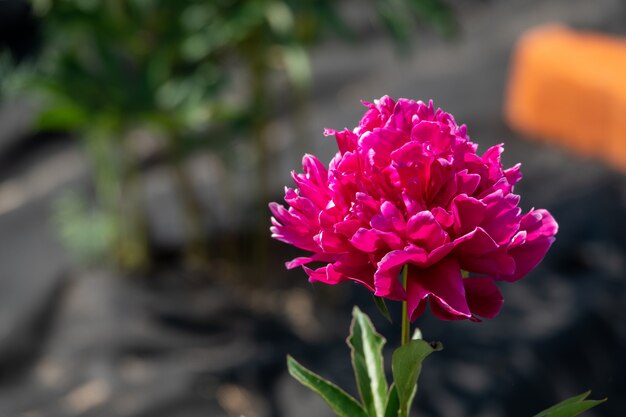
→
(1, 0, 625, 416)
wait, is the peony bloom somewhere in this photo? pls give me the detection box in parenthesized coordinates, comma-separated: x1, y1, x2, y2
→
(270, 96, 557, 322)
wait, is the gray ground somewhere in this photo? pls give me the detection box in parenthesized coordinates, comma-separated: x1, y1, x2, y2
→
(1, 0, 626, 416)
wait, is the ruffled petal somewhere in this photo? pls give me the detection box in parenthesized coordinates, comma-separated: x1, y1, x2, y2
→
(285, 253, 339, 269)
(325, 128, 358, 155)
(503, 237, 554, 282)
(373, 245, 431, 299)
(333, 253, 377, 292)
(464, 277, 503, 319)
(501, 209, 558, 281)
(303, 265, 345, 285)
(451, 194, 487, 236)
(406, 210, 449, 251)
(407, 259, 471, 321)
(350, 228, 383, 252)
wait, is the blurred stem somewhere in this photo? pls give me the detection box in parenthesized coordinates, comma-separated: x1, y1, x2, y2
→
(401, 264, 410, 346)
(247, 41, 270, 276)
(119, 147, 149, 272)
(86, 128, 149, 272)
(165, 133, 209, 269)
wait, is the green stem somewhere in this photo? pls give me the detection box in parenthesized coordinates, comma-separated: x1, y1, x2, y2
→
(401, 264, 410, 346)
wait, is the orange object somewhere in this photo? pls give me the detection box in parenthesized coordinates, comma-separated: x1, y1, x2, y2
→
(504, 25, 626, 171)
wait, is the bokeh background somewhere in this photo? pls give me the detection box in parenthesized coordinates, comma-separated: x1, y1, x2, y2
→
(1, 0, 625, 416)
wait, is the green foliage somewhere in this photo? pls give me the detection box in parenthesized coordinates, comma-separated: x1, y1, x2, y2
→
(20, 0, 454, 137)
(13, 0, 455, 137)
(288, 308, 441, 417)
(392, 338, 442, 417)
(53, 192, 116, 264)
(383, 384, 400, 417)
(287, 309, 606, 417)
(372, 295, 393, 323)
(534, 391, 607, 417)
(348, 307, 388, 417)
(287, 355, 369, 417)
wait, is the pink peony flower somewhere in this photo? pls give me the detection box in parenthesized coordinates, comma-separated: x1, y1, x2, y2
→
(270, 96, 557, 322)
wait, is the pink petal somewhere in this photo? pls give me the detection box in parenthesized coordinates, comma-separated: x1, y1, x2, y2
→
(503, 236, 554, 282)
(427, 159, 458, 207)
(291, 171, 328, 208)
(358, 128, 407, 168)
(460, 251, 516, 277)
(314, 231, 348, 253)
(454, 227, 499, 255)
(374, 248, 428, 298)
(406, 211, 448, 251)
(456, 169, 481, 195)
(303, 265, 345, 284)
(407, 259, 471, 321)
(350, 228, 383, 252)
(424, 242, 455, 267)
(334, 219, 362, 238)
(390, 141, 423, 166)
(333, 253, 377, 292)
(500, 209, 557, 281)
(325, 128, 358, 155)
(411, 121, 452, 153)
(286, 257, 315, 269)
(451, 194, 487, 236)
(464, 277, 504, 319)
(454, 228, 515, 275)
(379, 201, 406, 231)
(504, 163, 522, 186)
(285, 253, 339, 269)
(432, 207, 454, 228)
(302, 154, 328, 186)
(480, 190, 522, 244)
(521, 209, 559, 240)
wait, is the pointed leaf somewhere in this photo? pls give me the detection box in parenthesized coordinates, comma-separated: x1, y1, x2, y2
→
(348, 306, 389, 417)
(372, 295, 393, 323)
(392, 339, 442, 417)
(534, 391, 606, 417)
(287, 355, 368, 417)
(384, 384, 400, 417)
(542, 400, 606, 417)
(533, 391, 591, 417)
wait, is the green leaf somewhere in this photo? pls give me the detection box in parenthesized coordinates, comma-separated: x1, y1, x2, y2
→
(392, 339, 442, 417)
(534, 391, 607, 417)
(37, 102, 88, 131)
(347, 307, 388, 417)
(384, 384, 400, 417)
(534, 391, 591, 417)
(541, 401, 607, 417)
(372, 295, 393, 323)
(287, 355, 368, 417)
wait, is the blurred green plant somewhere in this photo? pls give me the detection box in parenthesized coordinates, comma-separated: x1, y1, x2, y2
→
(1, 0, 456, 272)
